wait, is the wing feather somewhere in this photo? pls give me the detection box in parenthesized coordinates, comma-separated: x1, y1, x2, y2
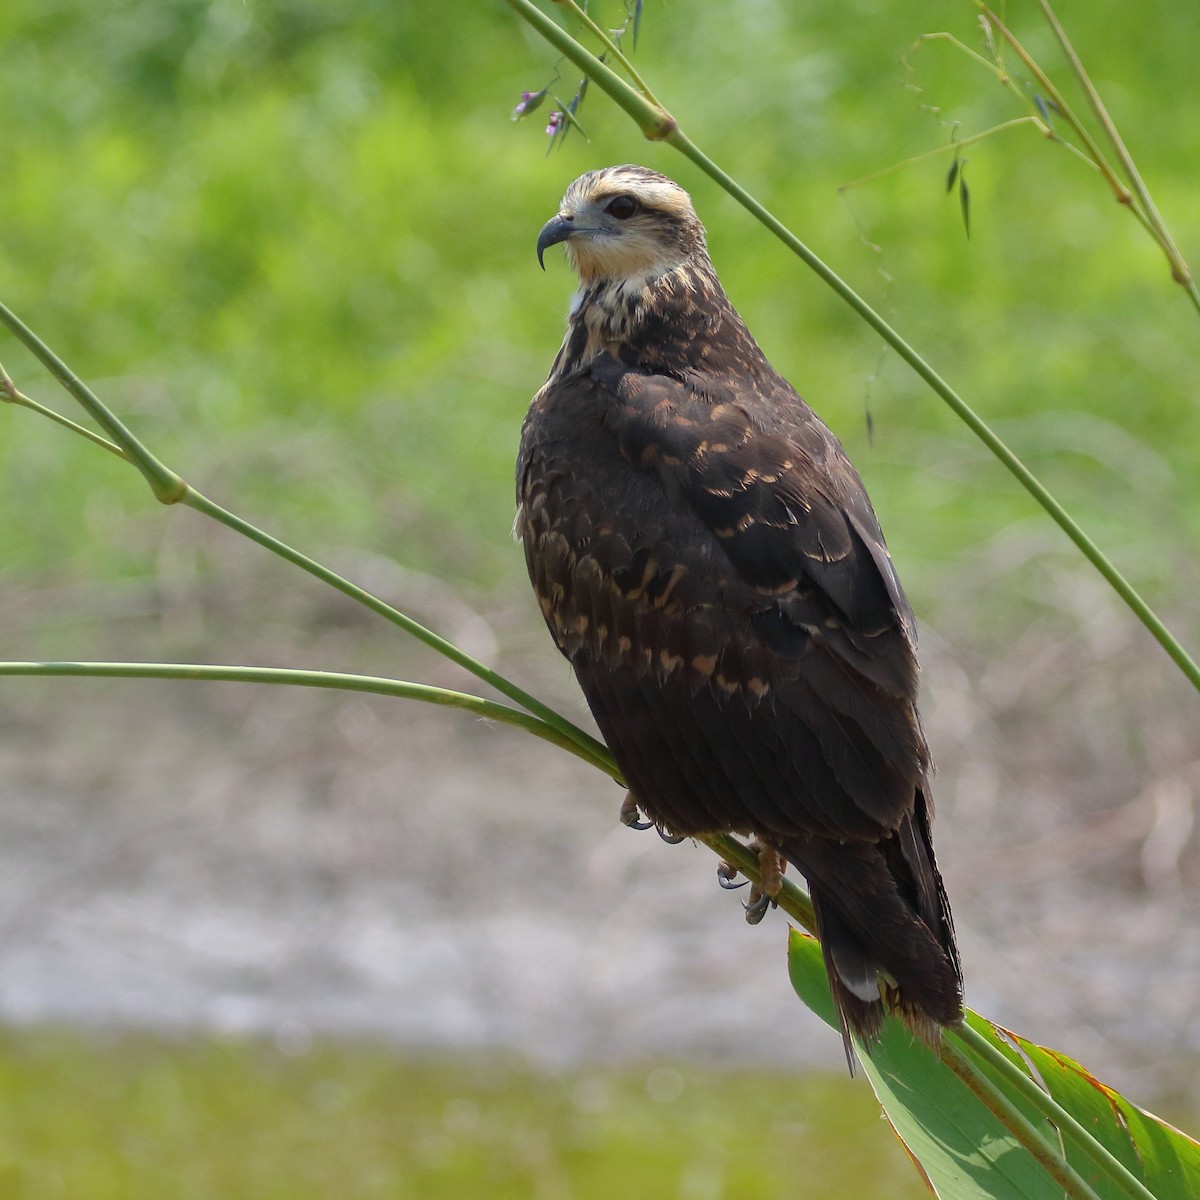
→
(587, 356, 927, 833)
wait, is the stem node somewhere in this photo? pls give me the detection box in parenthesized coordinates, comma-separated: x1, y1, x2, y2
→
(647, 112, 678, 140)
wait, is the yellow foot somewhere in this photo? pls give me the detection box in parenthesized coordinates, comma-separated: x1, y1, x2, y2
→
(744, 841, 785, 925)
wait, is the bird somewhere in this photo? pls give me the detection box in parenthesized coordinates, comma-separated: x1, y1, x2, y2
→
(515, 164, 962, 1055)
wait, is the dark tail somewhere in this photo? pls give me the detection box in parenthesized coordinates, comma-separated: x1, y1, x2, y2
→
(782, 790, 962, 1067)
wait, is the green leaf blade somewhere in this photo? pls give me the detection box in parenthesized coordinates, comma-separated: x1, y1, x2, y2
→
(996, 1027, 1200, 1200)
(788, 930, 1200, 1199)
(788, 931, 1062, 1199)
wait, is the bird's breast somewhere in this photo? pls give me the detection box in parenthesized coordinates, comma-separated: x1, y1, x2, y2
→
(519, 383, 771, 701)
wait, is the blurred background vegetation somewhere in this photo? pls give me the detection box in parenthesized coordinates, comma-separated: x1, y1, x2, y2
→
(1, 0, 1198, 1195)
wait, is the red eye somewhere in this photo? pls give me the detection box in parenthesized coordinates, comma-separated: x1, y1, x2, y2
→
(605, 194, 639, 220)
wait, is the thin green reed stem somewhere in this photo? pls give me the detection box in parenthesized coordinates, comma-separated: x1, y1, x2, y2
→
(839, 116, 1050, 191)
(974, 4, 1130, 207)
(0, 297, 611, 765)
(505, 0, 674, 138)
(0, 660, 618, 777)
(180, 487, 614, 768)
(971, 5, 1162, 277)
(505, 0, 1200, 697)
(0, 300, 184, 504)
(904, 33, 1112, 183)
(550, 0, 659, 108)
(0, 359, 127, 458)
(1037, 0, 1200, 312)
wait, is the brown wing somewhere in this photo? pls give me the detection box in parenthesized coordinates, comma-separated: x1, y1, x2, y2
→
(518, 355, 928, 843)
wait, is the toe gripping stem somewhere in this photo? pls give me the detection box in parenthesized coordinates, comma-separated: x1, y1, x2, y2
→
(620, 795, 686, 842)
(619, 794, 654, 831)
(718, 843, 784, 925)
(716, 861, 749, 890)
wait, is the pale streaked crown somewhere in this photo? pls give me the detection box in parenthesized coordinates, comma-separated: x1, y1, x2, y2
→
(538, 165, 709, 285)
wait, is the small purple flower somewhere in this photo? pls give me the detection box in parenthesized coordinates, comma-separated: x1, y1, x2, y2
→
(545, 110, 564, 139)
(512, 88, 548, 120)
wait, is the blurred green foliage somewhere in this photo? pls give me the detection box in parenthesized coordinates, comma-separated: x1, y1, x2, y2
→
(1, 0, 1197, 626)
(0, 1031, 927, 1199)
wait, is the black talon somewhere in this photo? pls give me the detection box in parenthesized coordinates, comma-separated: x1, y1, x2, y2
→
(743, 893, 773, 925)
(620, 797, 654, 830)
(657, 829, 686, 845)
(716, 863, 749, 890)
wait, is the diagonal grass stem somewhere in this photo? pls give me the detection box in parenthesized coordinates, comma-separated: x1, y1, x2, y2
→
(0, 300, 184, 504)
(1037, 0, 1200, 309)
(179, 487, 611, 764)
(0, 660, 620, 779)
(0, 298, 610, 764)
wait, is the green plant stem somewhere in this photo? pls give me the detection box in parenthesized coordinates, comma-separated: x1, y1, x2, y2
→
(0, 297, 610, 764)
(669, 131, 1200, 694)
(951, 1021, 1159, 1200)
(975, 4, 1130, 207)
(838, 116, 1048, 191)
(508, 1, 1200, 697)
(1, 659, 809, 932)
(916, 28, 999, 77)
(908, 34, 1103, 179)
(938, 1035, 1104, 1200)
(179, 487, 612, 765)
(0, 300, 184, 504)
(913, 24, 1161, 250)
(700, 833, 817, 932)
(1038, 0, 1200, 309)
(551, 0, 659, 107)
(0, 659, 619, 777)
(983, 7, 1168, 259)
(503, 0, 674, 138)
(0, 360, 127, 459)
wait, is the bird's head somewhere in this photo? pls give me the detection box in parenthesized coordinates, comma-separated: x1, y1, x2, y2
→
(536, 165, 707, 285)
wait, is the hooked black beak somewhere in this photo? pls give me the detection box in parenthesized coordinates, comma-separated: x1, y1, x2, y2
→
(536, 214, 575, 270)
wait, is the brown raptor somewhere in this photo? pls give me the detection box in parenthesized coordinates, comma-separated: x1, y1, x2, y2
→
(516, 165, 962, 1053)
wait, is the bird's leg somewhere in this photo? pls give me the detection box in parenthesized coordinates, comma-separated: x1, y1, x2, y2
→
(744, 841, 785, 926)
(619, 793, 654, 831)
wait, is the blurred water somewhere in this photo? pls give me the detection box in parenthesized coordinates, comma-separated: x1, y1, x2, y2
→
(1, 574, 1198, 1110)
(0, 678, 845, 1072)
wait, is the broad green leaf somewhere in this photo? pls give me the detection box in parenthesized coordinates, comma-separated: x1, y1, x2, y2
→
(788, 930, 1059, 1199)
(963, 1017, 1200, 1200)
(788, 929, 1200, 1200)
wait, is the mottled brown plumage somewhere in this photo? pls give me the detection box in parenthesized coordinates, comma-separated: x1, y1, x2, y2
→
(516, 165, 962, 1053)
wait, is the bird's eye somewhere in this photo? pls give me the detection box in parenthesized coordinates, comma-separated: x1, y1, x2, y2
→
(605, 194, 639, 220)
